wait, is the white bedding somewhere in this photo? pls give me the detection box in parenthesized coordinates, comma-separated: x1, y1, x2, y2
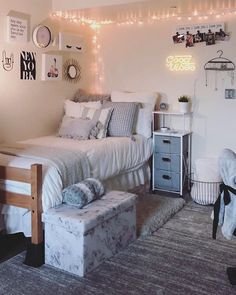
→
(22, 135, 152, 181)
(0, 135, 152, 235)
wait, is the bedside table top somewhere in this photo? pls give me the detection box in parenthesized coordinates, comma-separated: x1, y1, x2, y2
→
(153, 130, 192, 137)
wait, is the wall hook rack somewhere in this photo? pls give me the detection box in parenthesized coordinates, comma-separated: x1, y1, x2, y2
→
(204, 50, 235, 90)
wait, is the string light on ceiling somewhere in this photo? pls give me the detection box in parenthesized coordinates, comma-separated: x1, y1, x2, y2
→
(51, 8, 236, 29)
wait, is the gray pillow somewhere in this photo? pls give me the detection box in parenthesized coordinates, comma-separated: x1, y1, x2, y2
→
(103, 101, 139, 137)
(62, 178, 105, 208)
(58, 116, 96, 140)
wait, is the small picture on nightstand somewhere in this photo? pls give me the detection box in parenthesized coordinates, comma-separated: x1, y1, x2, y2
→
(159, 103, 168, 111)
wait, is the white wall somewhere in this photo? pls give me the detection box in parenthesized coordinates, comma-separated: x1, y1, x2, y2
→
(98, 16, 236, 161)
(52, 0, 148, 10)
(0, 0, 93, 142)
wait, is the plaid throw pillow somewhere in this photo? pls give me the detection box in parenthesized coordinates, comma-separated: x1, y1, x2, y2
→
(102, 101, 139, 137)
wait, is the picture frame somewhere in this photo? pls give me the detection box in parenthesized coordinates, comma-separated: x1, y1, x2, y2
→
(6, 10, 30, 43)
(42, 54, 62, 81)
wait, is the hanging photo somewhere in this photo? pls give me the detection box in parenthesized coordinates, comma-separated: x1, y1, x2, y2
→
(42, 54, 62, 81)
(172, 32, 185, 44)
(193, 30, 204, 43)
(185, 31, 194, 48)
(215, 29, 231, 41)
(206, 30, 215, 46)
(20, 51, 36, 80)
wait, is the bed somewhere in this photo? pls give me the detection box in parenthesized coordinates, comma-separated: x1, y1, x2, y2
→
(0, 89, 157, 266)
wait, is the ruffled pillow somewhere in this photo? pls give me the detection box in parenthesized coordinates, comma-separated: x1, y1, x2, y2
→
(62, 178, 105, 208)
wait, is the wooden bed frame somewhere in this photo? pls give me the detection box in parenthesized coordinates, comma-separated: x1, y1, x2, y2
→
(0, 164, 44, 266)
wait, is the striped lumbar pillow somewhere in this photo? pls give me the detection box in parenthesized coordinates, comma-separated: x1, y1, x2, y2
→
(62, 178, 105, 208)
(81, 107, 113, 139)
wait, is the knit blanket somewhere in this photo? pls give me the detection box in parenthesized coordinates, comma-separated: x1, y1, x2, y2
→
(0, 143, 90, 212)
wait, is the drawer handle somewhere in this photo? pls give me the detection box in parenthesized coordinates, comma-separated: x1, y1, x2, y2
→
(162, 157, 171, 162)
(162, 175, 171, 180)
(163, 140, 171, 144)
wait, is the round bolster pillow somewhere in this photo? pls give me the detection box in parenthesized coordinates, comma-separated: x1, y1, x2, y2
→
(62, 178, 105, 208)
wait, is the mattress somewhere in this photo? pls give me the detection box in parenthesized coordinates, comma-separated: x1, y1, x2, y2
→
(0, 135, 152, 235)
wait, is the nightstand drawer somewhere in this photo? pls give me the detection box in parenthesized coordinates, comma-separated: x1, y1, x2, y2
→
(154, 136, 180, 154)
(154, 153, 180, 172)
(154, 170, 180, 191)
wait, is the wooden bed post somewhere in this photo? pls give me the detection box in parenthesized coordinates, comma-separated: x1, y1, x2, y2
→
(0, 163, 44, 267)
(24, 164, 44, 267)
(31, 164, 43, 245)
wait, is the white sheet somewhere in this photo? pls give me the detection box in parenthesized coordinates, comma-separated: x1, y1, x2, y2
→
(0, 135, 152, 235)
(22, 135, 153, 182)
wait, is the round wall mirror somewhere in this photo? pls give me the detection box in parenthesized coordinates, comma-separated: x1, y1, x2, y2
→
(63, 59, 81, 83)
(68, 65, 77, 79)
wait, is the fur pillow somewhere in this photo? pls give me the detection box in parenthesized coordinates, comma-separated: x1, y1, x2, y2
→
(73, 89, 111, 103)
(62, 178, 105, 208)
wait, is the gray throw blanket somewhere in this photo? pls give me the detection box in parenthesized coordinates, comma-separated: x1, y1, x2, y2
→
(0, 143, 90, 189)
(218, 148, 236, 239)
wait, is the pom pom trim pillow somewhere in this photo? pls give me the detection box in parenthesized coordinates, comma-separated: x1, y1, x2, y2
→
(81, 106, 113, 139)
(58, 116, 97, 140)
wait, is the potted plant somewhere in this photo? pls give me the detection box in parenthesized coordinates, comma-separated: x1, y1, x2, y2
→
(178, 95, 190, 113)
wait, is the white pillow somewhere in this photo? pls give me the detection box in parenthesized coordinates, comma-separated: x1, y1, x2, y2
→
(111, 91, 157, 138)
(64, 100, 102, 118)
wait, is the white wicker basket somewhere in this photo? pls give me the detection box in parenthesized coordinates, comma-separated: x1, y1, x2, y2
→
(189, 176, 222, 205)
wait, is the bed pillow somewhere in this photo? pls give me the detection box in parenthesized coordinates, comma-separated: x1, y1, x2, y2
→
(73, 89, 111, 103)
(58, 116, 97, 140)
(62, 178, 105, 208)
(111, 91, 157, 138)
(64, 99, 102, 118)
(102, 101, 139, 137)
(82, 107, 113, 139)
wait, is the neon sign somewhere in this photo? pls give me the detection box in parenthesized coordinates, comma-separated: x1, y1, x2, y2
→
(166, 55, 196, 71)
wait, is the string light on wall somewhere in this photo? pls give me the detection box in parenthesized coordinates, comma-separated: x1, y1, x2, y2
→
(91, 29, 104, 93)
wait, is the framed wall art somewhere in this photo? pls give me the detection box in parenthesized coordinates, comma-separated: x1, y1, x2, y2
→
(42, 54, 62, 81)
(6, 10, 30, 43)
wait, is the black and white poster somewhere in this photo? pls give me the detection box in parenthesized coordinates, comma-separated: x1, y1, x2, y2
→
(20, 51, 36, 80)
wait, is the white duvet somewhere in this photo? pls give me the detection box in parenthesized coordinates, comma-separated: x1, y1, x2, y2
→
(0, 135, 152, 235)
(22, 135, 152, 183)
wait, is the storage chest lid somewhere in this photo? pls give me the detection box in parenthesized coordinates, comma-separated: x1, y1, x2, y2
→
(42, 191, 137, 234)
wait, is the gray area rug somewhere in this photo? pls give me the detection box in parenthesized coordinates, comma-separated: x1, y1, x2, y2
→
(1, 200, 236, 294)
